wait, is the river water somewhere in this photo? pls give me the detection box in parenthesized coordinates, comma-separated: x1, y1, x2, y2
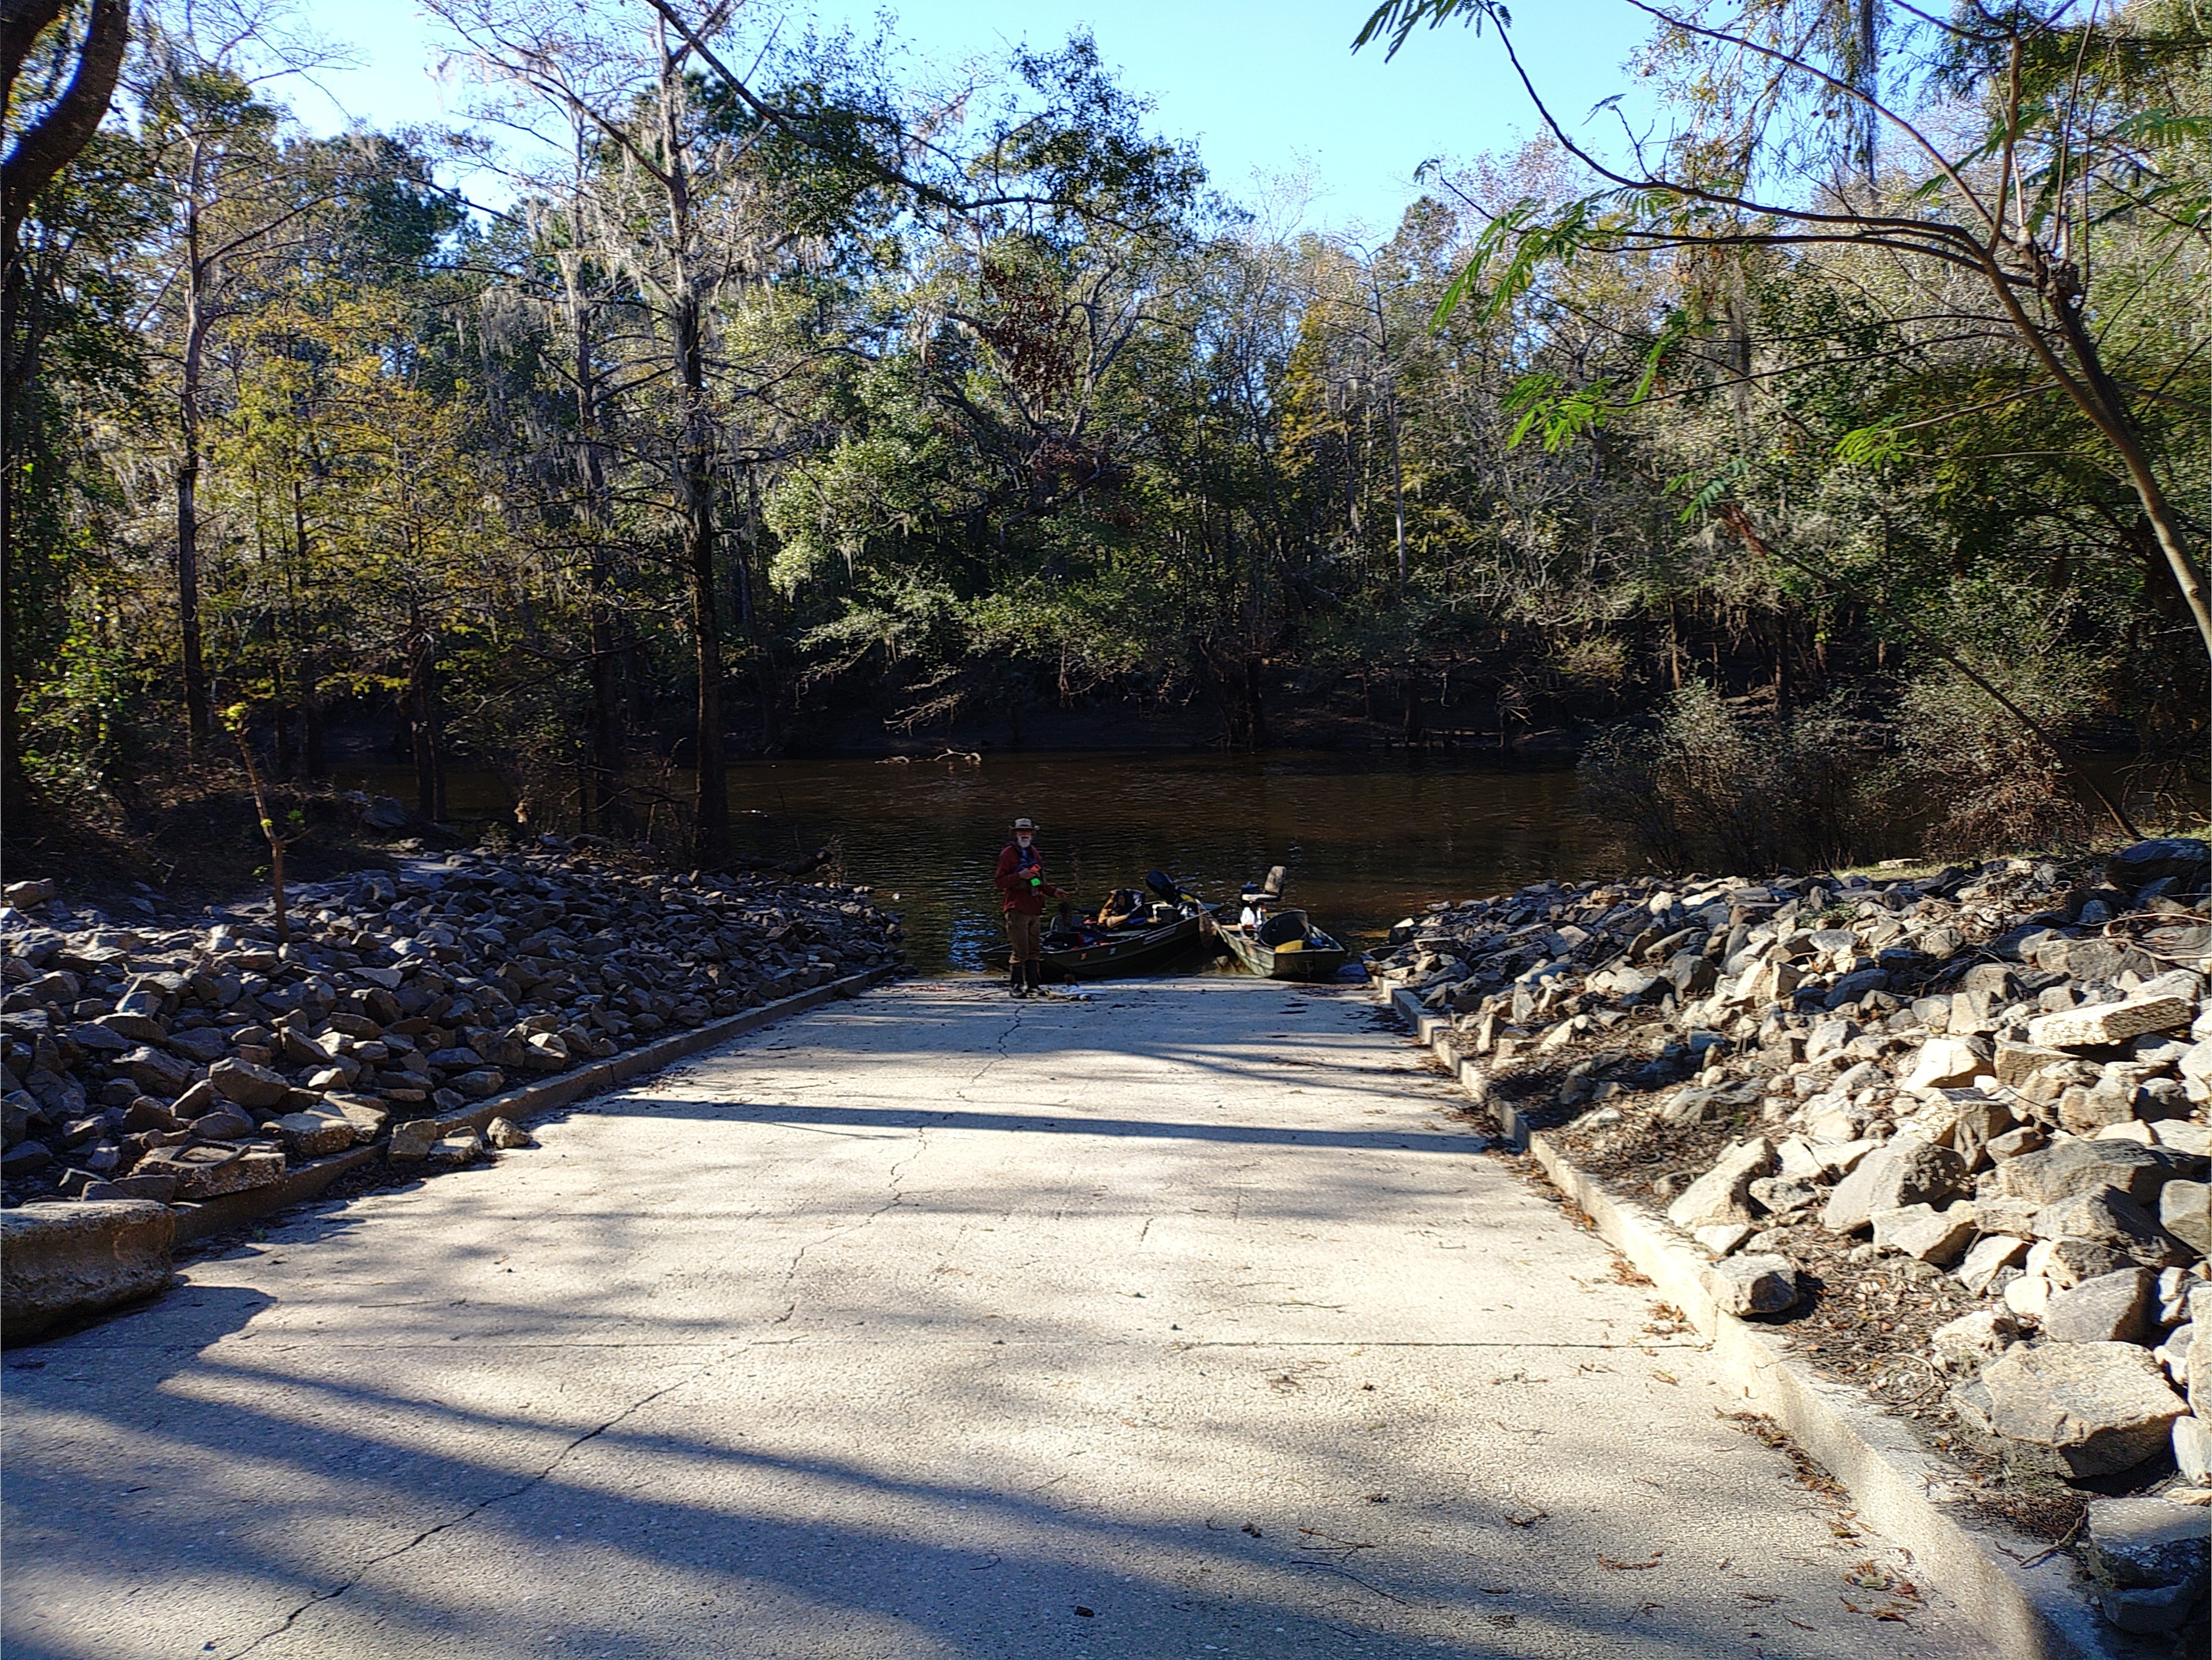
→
(337, 752, 1617, 972)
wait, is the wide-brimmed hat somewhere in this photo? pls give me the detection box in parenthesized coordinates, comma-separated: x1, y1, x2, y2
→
(1012, 817, 1035, 830)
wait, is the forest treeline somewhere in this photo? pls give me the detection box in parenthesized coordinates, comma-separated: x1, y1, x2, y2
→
(3, 0, 2205, 867)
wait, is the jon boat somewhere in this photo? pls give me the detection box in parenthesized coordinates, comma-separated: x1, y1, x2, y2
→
(1038, 873, 1219, 982)
(1207, 907, 1353, 981)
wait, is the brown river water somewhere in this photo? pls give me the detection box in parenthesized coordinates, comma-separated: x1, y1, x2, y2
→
(337, 752, 1618, 972)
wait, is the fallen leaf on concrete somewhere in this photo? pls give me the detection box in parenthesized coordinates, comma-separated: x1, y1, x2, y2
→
(1841, 1597, 1912, 1622)
(1843, 1563, 1892, 1591)
(1599, 1553, 1664, 1571)
(1241, 1522, 1262, 1538)
(1502, 1507, 1546, 1527)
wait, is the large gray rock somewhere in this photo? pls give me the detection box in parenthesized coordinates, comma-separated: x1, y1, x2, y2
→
(2028, 995, 2192, 1051)
(132, 1142, 284, 1200)
(2033, 1236, 2133, 1288)
(1704, 1254, 1798, 1316)
(1665, 1137, 1776, 1229)
(2100, 1578, 2208, 1637)
(1994, 1040, 2071, 1087)
(125, 1047, 196, 1097)
(1955, 1342, 2186, 1476)
(208, 1057, 290, 1110)
(66, 1022, 132, 1056)
(1984, 1138, 2175, 1207)
(2159, 1180, 2210, 1256)
(2108, 837, 2209, 893)
(1872, 1201, 1979, 1265)
(428, 1128, 482, 1164)
(1747, 1176, 1822, 1217)
(272, 1111, 355, 1160)
(2042, 1268, 2156, 1345)
(1904, 1037, 1988, 1094)
(1957, 1233, 2030, 1295)
(320, 1096, 388, 1142)
(2032, 1187, 2190, 1268)
(165, 1027, 231, 1065)
(2085, 1496, 2210, 1588)
(518, 1033, 570, 1073)
(388, 1119, 442, 1161)
(1823, 1140, 1966, 1234)
(2175, 1416, 2212, 1486)
(189, 1104, 256, 1141)
(1929, 1309, 2018, 1371)
(1, 1200, 175, 1343)
(2181, 1041, 2212, 1106)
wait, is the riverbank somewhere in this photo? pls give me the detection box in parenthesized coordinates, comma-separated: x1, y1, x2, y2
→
(1368, 837, 2211, 1647)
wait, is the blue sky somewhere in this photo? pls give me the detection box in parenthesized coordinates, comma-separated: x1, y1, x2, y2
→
(288, 1, 1655, 234)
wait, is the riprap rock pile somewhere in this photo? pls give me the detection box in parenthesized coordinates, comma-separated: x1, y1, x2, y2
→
(0, 849, 904, 1212)
(1372, 836, 2209, 1624)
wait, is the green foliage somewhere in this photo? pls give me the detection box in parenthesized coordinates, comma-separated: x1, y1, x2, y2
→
(3, 0, 2201, 853)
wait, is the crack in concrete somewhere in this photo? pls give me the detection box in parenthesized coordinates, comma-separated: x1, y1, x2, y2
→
(955, 1006, 1025, 1103)
(224, 1351, 737, 1658)
(775, 1117, 932, 1304)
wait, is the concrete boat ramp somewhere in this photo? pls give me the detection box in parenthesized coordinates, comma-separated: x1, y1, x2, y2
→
(2, 978, 1986, 1658)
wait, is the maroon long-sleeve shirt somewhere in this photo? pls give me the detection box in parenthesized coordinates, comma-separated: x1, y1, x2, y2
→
(994, 842, 1064, 915)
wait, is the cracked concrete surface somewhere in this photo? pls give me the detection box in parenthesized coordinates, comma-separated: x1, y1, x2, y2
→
(1, 978, 1991, 1658)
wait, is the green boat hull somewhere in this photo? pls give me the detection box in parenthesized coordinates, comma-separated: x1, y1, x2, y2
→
(1207, 913, 1354, 981)
(1039, 910, 1216, 981)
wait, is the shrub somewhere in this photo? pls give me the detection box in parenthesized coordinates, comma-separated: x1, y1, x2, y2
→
(1578, 681, 1895, 874)
(1897, 658, 2097, 859)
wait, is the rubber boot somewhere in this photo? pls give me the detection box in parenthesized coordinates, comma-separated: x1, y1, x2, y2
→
(1010, 962, 1027, 999)
(1026, 961, 1044, 997)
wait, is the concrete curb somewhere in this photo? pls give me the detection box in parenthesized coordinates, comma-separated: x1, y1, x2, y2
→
(154, 965, 895, 1249)
(1379, 985, 2124, 1660)
(1388, 986, 1534, 1147)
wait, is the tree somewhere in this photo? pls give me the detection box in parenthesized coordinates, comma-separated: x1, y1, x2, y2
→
(1357, 0, 2212, 657)
(2, 0, 131, 795)
(132, 4, 349, 754)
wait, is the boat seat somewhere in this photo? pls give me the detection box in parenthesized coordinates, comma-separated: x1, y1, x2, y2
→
(1256, 910, 1310, 948)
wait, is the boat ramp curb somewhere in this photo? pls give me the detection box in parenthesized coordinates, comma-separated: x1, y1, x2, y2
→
(1388, 986, 1538, 1147)
(171, 964, 900, 1243)
(1377, 980, 2124, 1660)
(5, 968, 898, 1343)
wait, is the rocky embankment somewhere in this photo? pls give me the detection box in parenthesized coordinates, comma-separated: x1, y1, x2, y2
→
(1372, 837, 2210, 1638)
(0, 848, 905, 1210)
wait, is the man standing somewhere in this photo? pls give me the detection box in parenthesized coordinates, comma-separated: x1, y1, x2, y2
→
(994, 817, 1067, 998)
